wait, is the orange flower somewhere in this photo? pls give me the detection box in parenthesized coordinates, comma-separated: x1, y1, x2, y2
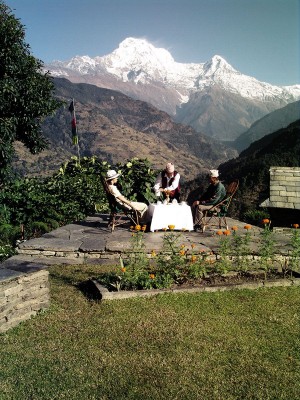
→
(141, 225, 147, 231)
(191, 243, 196, 249)
(231, 226, 238, 231)
(244, 225, 252, 230)
(292, 223, 299, 229)
(135, 225, 141, 231)
(180, 244, 185, 248)
(168, 225, 175, 230)
(191, 255, 197, 262)
(121, 267, 126, 273)
(223, 230, 231, 235)
(149, 274, 155, 279)
(179, 250, 186, 256)
(216, 230, 223, 235)
(262, 218, 270, 224)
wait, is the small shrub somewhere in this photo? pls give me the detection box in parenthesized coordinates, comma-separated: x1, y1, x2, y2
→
(243, 209, 270, 226)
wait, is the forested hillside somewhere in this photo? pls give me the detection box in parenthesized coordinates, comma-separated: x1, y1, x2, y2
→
(13, 78, 237, 181)
(184, 120, 300, 220)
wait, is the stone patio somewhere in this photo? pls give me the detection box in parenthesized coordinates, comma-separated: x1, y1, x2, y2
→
(0, 213, 295, 273)
(0, 213, 297, 331)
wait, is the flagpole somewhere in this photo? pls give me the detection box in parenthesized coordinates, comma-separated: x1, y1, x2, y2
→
(74, 99, 81, 165)
(69, 98, 81, 165)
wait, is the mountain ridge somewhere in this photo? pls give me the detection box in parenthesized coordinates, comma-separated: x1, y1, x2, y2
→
(46, 38, 300, 142)
(47, 37, 300, 105)
(233, 100, 300, 152)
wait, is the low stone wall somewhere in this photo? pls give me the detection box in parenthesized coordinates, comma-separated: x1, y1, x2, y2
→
(0, 269, 50, 333)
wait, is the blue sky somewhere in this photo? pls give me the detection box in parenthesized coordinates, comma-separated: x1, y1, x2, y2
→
(5, 0, 300, 86)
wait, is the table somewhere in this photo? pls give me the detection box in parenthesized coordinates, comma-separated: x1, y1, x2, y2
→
(149, 203, 194, 232)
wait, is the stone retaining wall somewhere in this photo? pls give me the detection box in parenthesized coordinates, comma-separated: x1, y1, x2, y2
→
(269, 167, 300, 210)
(0, 269, 50, 333)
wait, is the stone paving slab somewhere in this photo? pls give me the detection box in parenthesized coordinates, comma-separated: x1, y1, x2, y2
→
(79, 236, 107, 252)
(18, 237, 83, 252)
(0, 268, 24, 281)
(0, 257, 49, 273)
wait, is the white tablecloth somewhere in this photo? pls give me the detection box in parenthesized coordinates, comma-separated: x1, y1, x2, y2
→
(149, 203, 194, 232)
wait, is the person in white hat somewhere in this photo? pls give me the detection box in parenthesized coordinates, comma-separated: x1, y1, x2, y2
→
(106, 170, 149, 222)
(192, 169, 226, 230)
(153, 162, 181, 201)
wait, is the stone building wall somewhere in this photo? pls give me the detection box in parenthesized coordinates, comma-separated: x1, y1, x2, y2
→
(269, 167, 300, 210)
(260, 167, 300, 226)
(0, 269, 50, 333)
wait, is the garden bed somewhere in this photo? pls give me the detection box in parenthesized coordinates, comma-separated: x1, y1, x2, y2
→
(91, 272, 300, 301)
(91, 224, 300, 300)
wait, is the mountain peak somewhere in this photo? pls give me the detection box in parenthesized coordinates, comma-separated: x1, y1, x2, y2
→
(203, 55, 236, 75)
(106, 37, 174, 67)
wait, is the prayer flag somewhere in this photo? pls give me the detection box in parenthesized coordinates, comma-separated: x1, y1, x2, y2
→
(68, 100, 78, 145)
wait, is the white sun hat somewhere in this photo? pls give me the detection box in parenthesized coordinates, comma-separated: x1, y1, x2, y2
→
(210, 169, 219, 178)
(106, 170, 120, 180)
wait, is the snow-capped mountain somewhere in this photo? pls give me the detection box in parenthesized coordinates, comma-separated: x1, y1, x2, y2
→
(47, 37, 300, 141)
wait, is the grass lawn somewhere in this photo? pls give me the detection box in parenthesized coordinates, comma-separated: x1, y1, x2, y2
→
(0, 264, 300, 400)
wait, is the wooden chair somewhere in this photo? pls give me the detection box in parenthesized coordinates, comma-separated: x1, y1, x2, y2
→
(201, 180, 239, 232)
(100, 175, 139, 232)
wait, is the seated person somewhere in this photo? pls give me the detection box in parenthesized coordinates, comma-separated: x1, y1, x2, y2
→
(153, 162, 180, 201)
(192, 169, 226, 229)
(106, 170, 149, 223)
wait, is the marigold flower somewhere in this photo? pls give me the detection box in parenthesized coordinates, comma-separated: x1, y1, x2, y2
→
(151, 250, 156, 257)
(216, 230, 223, 235)
(168, 225, 175, 230)
(135, 225, 141, 231)
(191, 243, 196, 249)
(244, 225, 252, 230)
(121, 267, 126, 273)
(223, 230, 231, 235)
(262, 218, 270, 224)
(141, 225, 147, 231)
(179, 250, 186, 256)
(181, 244, 185, 248)
(231, 226, 238, 231)
(149, 274, 155, 279)
(292, 223, 299, 229)
(191, 255, 197, 262)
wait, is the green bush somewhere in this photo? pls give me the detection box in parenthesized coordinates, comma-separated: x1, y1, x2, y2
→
(116, 157, 157, 204)
(243, 208, 270, 226)
(0, 156, 158, 257)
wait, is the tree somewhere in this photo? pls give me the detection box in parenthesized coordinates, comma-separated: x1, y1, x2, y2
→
(0, 1, 62, 184)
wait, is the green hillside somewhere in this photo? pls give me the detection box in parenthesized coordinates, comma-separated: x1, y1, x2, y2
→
(219, 119, 300, 217)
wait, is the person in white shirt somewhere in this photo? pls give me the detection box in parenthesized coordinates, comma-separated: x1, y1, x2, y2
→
(106, 170, 149, 223)
(153, 162, 181, 201)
